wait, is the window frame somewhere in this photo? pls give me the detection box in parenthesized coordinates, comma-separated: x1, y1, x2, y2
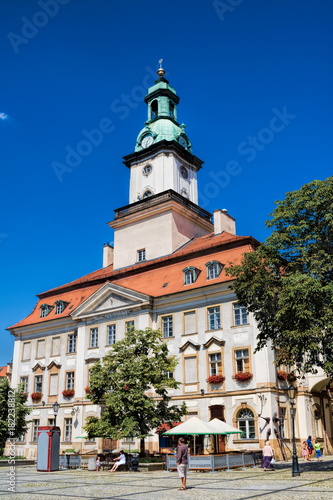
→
(67, 333, 77, 354)
(20, 376, 28, 393)
(34, 374, 43, 393)
(107, 323, 116, 345)
(207, 305, 221, 331)
(90, 328, 99, 348)
(232, 302, 249, 326)
(64, 418, 73, 442)
(65, 371, 75, 391)
(233, 347, 251, 373)
(125, 320, 135, 333)
(183, 266, 200, 285)
(208, 352, 222, 376)
(137, 249, 146, 262)
(32, 419, 40, 442)
(161, 315, 173, 338)
(237, 408, 256, 439)
(205, 260, 222, 280)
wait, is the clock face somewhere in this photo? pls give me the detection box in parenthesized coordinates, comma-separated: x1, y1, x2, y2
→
(142, 164, 152, 176)
(180, 165, 188, 179)
(178, 136, 188, 148)
(141, 134, 153, 148)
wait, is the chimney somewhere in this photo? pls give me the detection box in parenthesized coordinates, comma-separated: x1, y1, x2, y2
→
(213, 209, 236, 235)
(103, 243, 114, 268)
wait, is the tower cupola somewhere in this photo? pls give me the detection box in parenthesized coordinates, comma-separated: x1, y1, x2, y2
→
(135, 61, 192, 152)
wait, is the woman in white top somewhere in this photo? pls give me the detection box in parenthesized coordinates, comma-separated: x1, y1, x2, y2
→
(110, 450, 126, 472)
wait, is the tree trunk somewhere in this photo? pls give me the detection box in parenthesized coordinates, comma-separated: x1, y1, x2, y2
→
(139, 437, 145, 457)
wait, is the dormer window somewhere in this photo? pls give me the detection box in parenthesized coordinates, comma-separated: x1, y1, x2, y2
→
(151, 100, 158, 119)
(55, 300, 68, 315)
(205, 261, 223, 280)
(183, 266, 200, 285)
(40, 304, 53, 318)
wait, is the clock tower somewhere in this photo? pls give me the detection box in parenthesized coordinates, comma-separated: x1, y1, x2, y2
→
(109, 64, 213, 270)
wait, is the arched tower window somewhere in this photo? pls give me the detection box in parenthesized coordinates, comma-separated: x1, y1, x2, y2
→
(143, 189, 153, 198)
(151, 100, 158, 119)
(237, 408, 255, 439)
(169, 101, 175, 119)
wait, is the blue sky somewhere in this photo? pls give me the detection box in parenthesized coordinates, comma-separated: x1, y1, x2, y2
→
(1, 0, 332, 366)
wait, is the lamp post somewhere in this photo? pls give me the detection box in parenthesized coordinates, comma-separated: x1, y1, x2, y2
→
(52, 402, 59, 426)
(287, 385, 300, 477)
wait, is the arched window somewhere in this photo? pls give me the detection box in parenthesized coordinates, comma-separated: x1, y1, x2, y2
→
(183, 266, 200, 285)
(169, 101, 175, 118)
(151, 100, 158, 119)
(143, 189, 153, 198)
(237, 408, 255, 439)
(205, 260, 223, 280)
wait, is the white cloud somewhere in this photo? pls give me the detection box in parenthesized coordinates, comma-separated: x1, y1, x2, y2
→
(0, 112, 9, 120)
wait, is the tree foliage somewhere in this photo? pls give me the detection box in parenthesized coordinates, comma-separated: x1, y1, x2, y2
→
(226, 177, 333, 376)
(84, 328, 187, 454)
(0, 378, 31, 454)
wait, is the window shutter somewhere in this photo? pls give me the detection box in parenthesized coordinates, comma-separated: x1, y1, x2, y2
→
(49, 374, 58, 395)
(37, 340, 45, 358)
(244, 359, 250, 372)
(184, 311, 196, 334)
(185, 357, 197, 383)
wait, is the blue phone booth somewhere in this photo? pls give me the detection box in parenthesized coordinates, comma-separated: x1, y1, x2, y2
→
(37, 426, 61, 472)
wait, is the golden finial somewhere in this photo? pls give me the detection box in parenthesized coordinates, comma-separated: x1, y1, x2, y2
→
(157, 58, 165, 78)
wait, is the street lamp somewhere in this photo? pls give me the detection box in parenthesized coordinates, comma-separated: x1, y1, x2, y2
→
(52, 402, 59, 426)
(287, 385, 300, 477)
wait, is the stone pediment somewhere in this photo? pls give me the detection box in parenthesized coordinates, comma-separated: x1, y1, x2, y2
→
(71, 282, 152, 320)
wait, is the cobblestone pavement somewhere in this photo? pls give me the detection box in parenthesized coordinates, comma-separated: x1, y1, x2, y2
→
(1, 458, 333, 500)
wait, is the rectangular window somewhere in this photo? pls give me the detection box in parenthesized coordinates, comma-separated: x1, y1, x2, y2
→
(66, 372, 75, 390)
(90, 328, 99, 348)
(48, 418, 56, 426)
(107, 324, 116, 345)
(35, 375, 43, 393)
(125, 321, 134, 333)
(279, 407, 286, 438)
(49, 374, 58, 395)
(162, 316, 173, 338)
(37, 339, 45, 358)
(184, 311, 196, 334)
(137, 249, 146, 262)
(207, 263, 219, 279)
(20, 376, 28, 393)
(163, 370, 174, 379)
(52, 336, 60, 356)
(22, 342, 31, 361)
(233, 303, 248, 326)
(67, 333, 77, 353)
(209, 353, 222, 376)
(184, 356, 197, 384)
(55, 301, 66, 314)
(235, 349, 250, 372)
(32, 419, 39, 442)
(17, 433, 25, 442)
(64, 418, 72, 442)
(207, 306, 221, 330)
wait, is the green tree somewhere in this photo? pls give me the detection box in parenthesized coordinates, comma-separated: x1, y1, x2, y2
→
(226, 177, 333, 377)
(85, 328, 187, 455)
(0, 378, 31, 455)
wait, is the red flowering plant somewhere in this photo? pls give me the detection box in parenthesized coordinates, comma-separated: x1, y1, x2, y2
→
(62, 389, 75, 398)
(277, 370, 288, 381)
(31, 392, 42, 401)
(85, 386, 91, 394)
(206, 375, 225, 385)
(233, 372, 253, 382)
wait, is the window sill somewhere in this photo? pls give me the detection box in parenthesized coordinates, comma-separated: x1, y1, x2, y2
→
(87, 347, 99, 350)
(205, 329, 222, 333)
(66, 352, 77, 355)
(231, 324, 250, 329)
(181, 332, 198, 336)
(162, 336, 175, 340)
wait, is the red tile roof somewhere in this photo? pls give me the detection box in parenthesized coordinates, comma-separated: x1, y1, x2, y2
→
(8, 231, 258, 330)
(0, 366, 8, 377)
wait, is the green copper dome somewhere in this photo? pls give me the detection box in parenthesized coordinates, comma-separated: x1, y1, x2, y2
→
(135, 65, 192, 153)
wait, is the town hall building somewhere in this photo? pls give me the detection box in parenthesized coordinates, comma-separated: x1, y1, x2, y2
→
(7, 65, 333, 459)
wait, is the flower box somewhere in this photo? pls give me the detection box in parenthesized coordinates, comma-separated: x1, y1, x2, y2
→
(233, 372, 253, 382)
(31, 392, 42, 401)
(277, 370, 288, 381)
(206, 375, 225, 384)
(62, 389, 75, 398)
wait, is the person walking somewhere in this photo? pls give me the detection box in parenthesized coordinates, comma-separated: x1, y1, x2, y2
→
(314, 439, 323, 461)
(176, 437, 188, 491)
(302, 441, 310, 461)
(262, 440, 275, 471)
(306, 435, 314, 458)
